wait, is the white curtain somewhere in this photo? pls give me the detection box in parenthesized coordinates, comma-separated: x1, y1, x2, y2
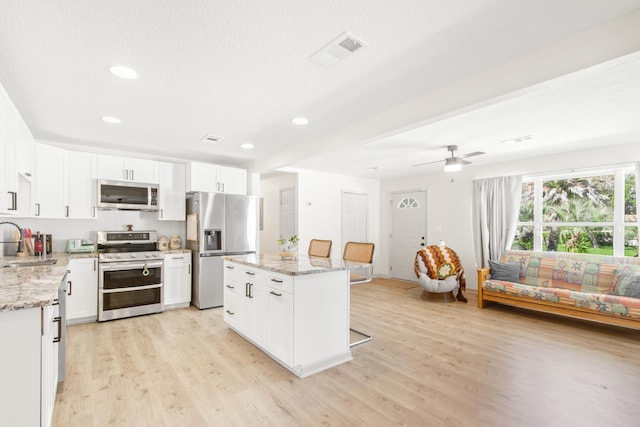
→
(472, 175, 523, 267)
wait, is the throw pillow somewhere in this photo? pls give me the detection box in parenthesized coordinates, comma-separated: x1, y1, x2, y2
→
(611, 271, 640, 298)
(489, 260, 521, 282)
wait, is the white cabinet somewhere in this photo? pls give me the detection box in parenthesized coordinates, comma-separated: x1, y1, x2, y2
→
(0, 84, 34, 215)
(97, 154, 157, 183)
(164, 252, 192, 309)
(158, 161, 186, 221)
(64, 151, 97, 219)
(41, 304, 59, 427)
(224, 260, 348, 377)
(0, 304, 59, 427)
(34, 143, 66, 218)
(34, 145, 97, 219)
(186, 161, 247, 194)
(67, 258, 98, 324)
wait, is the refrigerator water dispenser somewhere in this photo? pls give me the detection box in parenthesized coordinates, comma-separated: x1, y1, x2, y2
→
(204, 229, 222, 251)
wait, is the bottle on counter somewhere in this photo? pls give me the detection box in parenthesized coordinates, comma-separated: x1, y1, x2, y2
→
(34, 231, 44, 256)
(45, 234, 53, 254)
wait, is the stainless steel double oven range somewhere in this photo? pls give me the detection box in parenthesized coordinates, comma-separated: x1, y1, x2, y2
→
(97, 230, 164, 321)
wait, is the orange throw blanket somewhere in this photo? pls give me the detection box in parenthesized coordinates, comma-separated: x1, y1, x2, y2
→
(415, 245, 467, 302)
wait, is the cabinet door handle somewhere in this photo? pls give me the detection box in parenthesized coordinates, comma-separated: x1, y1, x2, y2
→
(8, 191, 17, 211)
(270, 291, 282, 297)
(93, 206, 97, 218)
(188, 264, 191, 274)
(53, 316, 62, 343)
(131, 170, 134, 181)
(94, 259, 97, 271)
(67, 281, 72, 296)
(35, 203, 41, 216)
(160, 208, 164, 219)
(270, 278, 283, 283)
(65, 205, 69, 217)
(124, 169, 128, 180)
(221, 182, 225, 192)
(226, 310, 234, 316)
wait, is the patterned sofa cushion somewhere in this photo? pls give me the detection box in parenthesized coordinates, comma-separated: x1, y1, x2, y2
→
(499, 251, 640, 294)
(483, 279, 640, 320)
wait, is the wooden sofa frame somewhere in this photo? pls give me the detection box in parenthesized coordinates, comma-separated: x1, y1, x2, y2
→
(477, 267, 640, 330)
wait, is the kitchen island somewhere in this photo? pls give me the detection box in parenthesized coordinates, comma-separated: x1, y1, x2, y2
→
(224, 253, 352, 378)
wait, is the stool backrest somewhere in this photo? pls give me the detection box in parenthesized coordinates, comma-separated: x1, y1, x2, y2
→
(343, 242, 375, 263)
(308, 239, 332, 258)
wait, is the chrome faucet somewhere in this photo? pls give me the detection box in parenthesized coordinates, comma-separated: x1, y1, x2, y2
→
(0, 221, 23, 253)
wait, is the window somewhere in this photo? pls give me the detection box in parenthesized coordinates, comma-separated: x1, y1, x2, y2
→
(512, 166, 638, 256)
(398, 197, 419, 209)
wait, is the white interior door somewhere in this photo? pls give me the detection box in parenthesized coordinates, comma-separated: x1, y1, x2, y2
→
(390, 190, 427, 281)
(279, 187, 296, 240)
(341, 192, 368, 253)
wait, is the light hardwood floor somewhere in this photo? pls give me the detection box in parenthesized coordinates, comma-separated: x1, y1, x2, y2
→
(53, 280, 640, 426)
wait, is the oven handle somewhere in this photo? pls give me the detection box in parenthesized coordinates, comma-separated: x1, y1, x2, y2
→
(100, 283, 163, 294)
(99, 260, 164, 271)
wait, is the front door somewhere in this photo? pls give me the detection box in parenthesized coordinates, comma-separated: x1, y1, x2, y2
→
(390, 190, 427, 281)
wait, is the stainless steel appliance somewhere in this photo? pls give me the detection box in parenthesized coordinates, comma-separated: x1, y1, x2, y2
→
(186, 192, 258, 309)
(96, 230, 164, 321)
(97, 180, 159, 211)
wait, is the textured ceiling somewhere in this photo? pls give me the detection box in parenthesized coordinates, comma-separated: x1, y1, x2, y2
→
(1, 1, 640, 179)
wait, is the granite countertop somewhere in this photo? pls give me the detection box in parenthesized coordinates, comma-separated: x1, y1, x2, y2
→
(225, 253, 352, 276)
(0, 252, 96, 312)
(162, 248, 191, 255)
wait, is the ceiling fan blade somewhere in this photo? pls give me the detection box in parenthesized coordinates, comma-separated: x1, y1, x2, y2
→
(461, 151, 485, 159)
(411, 159, 444, 167)
(461, 159, 472, 165)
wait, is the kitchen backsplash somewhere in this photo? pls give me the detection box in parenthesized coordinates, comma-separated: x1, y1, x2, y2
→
(0, 210, 185, 256)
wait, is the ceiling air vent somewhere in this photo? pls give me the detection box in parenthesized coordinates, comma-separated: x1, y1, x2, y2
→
(200, 134, 223, 144)
(310, 31, 367, 69)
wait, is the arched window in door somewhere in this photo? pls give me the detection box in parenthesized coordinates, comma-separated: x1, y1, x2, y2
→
(398, 197, 419, 209)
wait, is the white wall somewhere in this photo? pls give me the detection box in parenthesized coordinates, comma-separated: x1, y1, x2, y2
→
(379, 140, 640, 292)
(259, 172, 297, 254)
(296, 170, 380, 261)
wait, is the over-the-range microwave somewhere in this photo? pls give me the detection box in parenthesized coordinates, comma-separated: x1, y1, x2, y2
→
(97, 179, 159, 211)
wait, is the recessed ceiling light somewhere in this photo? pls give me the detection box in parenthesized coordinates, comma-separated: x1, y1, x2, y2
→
(292, 117, 309, 126)
(101, 116, 121, 124)
(240, 143, 254, 150)
(109, 65, 139, 79)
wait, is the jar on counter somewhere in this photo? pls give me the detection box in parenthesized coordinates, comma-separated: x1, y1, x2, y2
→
(158, 235, 170, 251)
(170, 235, 182, 249)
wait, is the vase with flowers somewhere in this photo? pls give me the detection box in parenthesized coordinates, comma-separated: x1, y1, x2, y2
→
(277, 235, 299, 258)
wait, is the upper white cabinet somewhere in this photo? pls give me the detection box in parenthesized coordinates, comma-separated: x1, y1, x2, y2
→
(186, 161, 246, 194)
(157, 161, 186, 221)
(34, 143, 66, 218)
(0, 84, 35, 216)
(64, 151, 97, 219)
(97, 154, 157, 183)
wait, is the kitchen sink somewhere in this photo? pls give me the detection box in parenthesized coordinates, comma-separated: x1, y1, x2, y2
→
(1, 258, 58, 268)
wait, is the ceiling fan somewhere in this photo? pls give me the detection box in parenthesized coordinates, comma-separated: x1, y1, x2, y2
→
(411, 145, 485, 171)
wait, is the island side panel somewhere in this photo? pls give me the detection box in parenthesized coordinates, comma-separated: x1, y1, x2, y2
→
(293, 269, 350, 367)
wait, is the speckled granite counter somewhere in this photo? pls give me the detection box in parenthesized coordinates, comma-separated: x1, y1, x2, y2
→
(225, 253, 348, 275)
(162, 248, 191, 255)
(0, 252, 97, 311)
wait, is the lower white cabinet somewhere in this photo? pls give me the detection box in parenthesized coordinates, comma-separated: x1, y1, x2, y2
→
(223, 260, 350, 377)
(66, 258, 98, 324)
(0, 304, 59, 427)
(164, 252, 191, 309)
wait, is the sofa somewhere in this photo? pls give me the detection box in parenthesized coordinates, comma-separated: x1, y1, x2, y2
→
(477, 250, 640, 330)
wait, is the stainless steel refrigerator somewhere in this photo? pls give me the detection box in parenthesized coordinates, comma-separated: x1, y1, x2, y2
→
(186, 192, 258, 309)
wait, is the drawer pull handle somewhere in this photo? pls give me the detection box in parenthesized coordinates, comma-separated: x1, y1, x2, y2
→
(226, 310, 234, 315)
(270, 278, 283, 283)
(226, 285, 235, 289)
(270, 291, 282, 297)
(245, 271, 255, 276)
(226, 265, 235, 269)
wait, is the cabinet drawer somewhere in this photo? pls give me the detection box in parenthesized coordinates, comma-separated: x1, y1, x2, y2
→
(266, 273, 293, 294)
(223, 299, 238, 326)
